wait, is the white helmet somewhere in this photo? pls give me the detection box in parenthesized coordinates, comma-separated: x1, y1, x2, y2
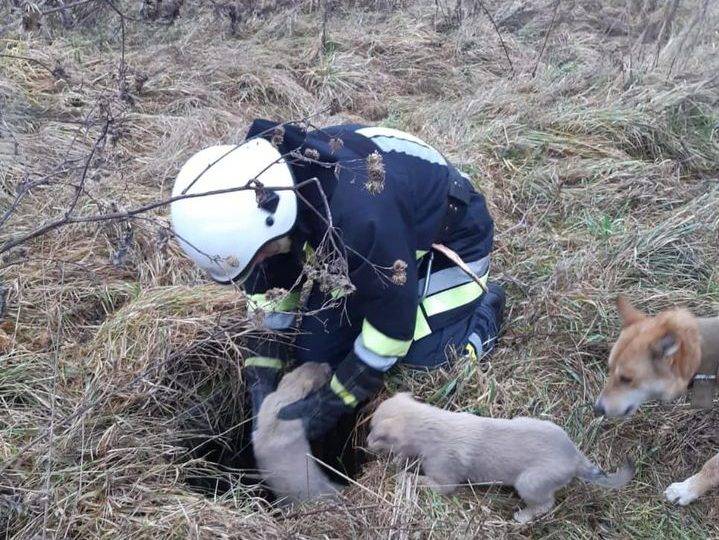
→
(170, 138, 298, 283)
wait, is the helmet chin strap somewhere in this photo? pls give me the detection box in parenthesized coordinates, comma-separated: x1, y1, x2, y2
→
(256, 237, 292, 263)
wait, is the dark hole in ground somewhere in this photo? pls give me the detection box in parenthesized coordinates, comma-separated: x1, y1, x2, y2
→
(178, 384, 368, 502)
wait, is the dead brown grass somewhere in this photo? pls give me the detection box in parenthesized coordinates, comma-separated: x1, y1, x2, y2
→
(1, 0, 718, 538)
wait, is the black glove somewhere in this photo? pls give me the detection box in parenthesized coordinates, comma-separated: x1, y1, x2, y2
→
(245, 360, 283, 423)
(277, 352, 384, 441)
(245, 334, 290, 428)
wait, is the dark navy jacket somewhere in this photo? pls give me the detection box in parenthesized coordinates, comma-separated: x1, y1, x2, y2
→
(244, 119, 493, 371)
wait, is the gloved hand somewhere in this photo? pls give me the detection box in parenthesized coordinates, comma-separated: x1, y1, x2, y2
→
(245, 359, 283, 426)
(277, 353, 384, 441)
(245, 330, 291, 428)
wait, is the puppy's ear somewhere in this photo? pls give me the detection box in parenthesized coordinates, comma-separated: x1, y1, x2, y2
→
(616, 295, 646, 328)
(368, 418, 399, 447)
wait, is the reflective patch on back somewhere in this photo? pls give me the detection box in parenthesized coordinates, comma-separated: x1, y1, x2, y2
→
(356, 127, 447, 165)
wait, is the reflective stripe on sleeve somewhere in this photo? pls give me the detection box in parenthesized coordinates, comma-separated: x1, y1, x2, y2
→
(413, 308, 432, 341)
(263, 312, 296, 330)
(356, 127, 448, 166)
(245, 356, 284, 369)
(330, 374, 358, 407)
(248, 291, 300, 330)
(353, 336, 397, 372)
(361, 319, 413, 357)
(247, 291, 301, 312)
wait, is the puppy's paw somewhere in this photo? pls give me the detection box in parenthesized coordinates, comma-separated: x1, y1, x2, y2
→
(417, 474, 456, 495)
(391, 454, 408, 467)
(664, 479, 699, 506)
(513, 509, 533, 524)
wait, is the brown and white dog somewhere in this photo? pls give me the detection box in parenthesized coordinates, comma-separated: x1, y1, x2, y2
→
(594, 296, 719, 506)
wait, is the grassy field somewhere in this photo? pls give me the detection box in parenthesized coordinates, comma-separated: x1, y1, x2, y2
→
(1, 0, 718, 538)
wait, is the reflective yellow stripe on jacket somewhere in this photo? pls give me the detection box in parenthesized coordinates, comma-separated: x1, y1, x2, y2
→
(245, 356, 284, 369)
(247, 291, 301, 312)
(413, 270, 489, 341)
(422, 277, 488, 317)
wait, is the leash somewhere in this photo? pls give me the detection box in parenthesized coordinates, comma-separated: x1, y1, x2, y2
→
(431, 243, 489, 295)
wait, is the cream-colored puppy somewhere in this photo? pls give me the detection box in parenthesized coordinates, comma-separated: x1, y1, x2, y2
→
(368, 393, 634, 523)
(253, 362, 342, 506)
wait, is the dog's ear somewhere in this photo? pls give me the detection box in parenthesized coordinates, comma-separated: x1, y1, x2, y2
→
(651, 330, 697, 380)
(616, 295, 646, 328)
(657, 311, 702, 380)
(650, 332, 680, 361)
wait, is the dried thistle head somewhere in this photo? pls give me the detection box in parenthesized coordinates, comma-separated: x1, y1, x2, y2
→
(250, 306, 266, 328)
(156, 227, 170, 255)
(264, 287, 288, 303)
(161, 0, 183, 22)
(271, 126, 285, 148)
(304, 147, 320, 160)
(391, 259, 408, 286)
(52, 64, 69, 82)
(329, 137, 344, 154)
(365, 151, 385, 195)
(134, 72, 149, 94)
(329, 97, 342, 115)
(139, 0, 161, 20)
(224, 255, 240, 268)
(22, 3, 42, 32)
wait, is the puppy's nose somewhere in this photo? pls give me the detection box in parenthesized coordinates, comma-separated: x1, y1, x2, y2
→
(593, 402, 605, 417)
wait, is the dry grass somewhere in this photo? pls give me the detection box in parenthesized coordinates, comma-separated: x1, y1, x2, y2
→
(1, 0, 718, 538)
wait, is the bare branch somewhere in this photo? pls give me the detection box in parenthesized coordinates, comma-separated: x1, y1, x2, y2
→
(0, 166, 84, 229)
(531, 0, 561, 78)
(65, 118, 112, 219)
(473, 0, 514, 77)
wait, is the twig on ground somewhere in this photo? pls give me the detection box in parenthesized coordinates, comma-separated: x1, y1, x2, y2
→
(652, 0, 681, 70)
(41, 0, 98, 17)
(0, 54, 59, 77)
(42, 265, 65, 532)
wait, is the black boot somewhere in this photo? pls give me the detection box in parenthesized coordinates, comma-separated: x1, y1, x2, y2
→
(474, 282, 506, 353)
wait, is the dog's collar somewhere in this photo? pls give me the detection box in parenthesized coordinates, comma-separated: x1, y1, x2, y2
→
(689, 354, 718, 409)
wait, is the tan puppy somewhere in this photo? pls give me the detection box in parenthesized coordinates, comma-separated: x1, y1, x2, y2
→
(595, 296, 719, 506)
(253, 362, 342, 506)
(367, 393, 634, 523)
